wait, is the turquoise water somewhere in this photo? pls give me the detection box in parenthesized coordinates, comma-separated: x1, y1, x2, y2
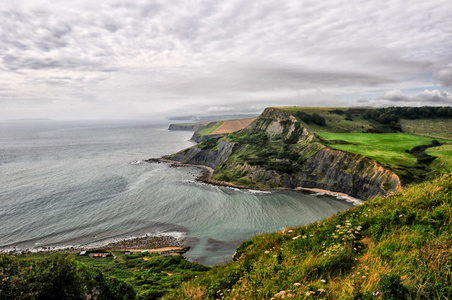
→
(0, 120, 355, 265)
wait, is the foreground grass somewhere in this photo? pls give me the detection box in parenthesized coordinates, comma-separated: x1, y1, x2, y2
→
(163, 175, 452, 299)
(1, 251, 210, 300)
(75, 251, 210, 299)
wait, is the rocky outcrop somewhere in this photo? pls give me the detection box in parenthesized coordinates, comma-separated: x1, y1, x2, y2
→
(171, 139, 235, 169)
(287, 148, 402, 199)
(214, 147, 401, 200)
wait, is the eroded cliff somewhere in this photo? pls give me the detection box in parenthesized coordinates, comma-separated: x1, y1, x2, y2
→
(171, 139, 235, 169)
(168, 108, 403, 200)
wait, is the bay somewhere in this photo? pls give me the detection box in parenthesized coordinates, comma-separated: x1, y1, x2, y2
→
(0, 120, 355, 265)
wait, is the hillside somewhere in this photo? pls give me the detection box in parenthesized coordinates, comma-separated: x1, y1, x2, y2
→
(190, 118, 257, 142)
(168, 106, 452, 200)
(163, 174, 452, 299)
(0, 249, 210, 299)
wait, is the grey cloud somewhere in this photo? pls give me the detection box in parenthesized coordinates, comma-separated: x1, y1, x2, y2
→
(102, 18, 121, 33)
(2, 54, 116, 72)
(379, 90, 452, 105)
(152, 63, 393, 98)
(0, 0, 451, 120)
(0, 11, 72, 52)
(436, 66, 452, 87)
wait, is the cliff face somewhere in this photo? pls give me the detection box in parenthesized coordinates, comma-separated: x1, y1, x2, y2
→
(169, 108, 403, 200)
(171, 139, 235, 169)
(286, 148, 402, 199)
(190, 133, 224, 143)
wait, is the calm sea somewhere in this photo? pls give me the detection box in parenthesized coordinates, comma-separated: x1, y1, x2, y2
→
(0, 120, 355, 265)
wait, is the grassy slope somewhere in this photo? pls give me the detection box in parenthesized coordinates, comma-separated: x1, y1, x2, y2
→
(401, 118, 452, 140)
(74, 251, 210, 299)
(2, 251, 210, 300)
(428, 144, 452, 174)
(273, 107, 377, 133)
(316, 132, 439, 167)
(163, 175, 452, 299)
(195, 121, 224, 136)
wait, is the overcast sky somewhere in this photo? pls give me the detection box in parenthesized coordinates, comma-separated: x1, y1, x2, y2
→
(1, 0, 451, 120)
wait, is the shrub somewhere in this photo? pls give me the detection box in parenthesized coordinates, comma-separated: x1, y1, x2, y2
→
(378, 274, 410, 300)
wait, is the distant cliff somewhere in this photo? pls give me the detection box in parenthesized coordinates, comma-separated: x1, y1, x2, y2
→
(168, 123, 206, 131)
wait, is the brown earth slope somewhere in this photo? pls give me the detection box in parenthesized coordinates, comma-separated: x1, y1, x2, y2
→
(210, 118, 256, 134)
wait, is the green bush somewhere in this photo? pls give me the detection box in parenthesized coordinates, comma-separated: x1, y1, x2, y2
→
(378, 274, 410, 300)
(0, 254, 135, 300)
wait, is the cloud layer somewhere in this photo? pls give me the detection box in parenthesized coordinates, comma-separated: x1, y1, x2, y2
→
(1, 0, 451, 120)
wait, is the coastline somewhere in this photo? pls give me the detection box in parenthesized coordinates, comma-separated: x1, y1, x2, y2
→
(146, 157, 364, 204)
(0, 234, 189, 256)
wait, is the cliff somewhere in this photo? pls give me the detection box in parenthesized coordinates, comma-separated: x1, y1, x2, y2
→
(169, 107, 403, 200)
(168, 123, 206, 131)
(171, 139, 235, 169)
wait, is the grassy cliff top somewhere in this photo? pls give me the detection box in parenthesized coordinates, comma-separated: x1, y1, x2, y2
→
(164, 174, 452, 299)
(264, 106, 452, 135)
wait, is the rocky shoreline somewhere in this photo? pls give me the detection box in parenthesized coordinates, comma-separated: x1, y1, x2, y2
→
(0, 234, 189, 256)
(146, 157, 363, 203)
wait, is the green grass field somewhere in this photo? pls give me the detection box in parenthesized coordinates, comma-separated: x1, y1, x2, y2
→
(317, 132, 439, 166)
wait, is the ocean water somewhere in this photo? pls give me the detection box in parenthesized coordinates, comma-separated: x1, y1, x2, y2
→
(0, 120, 355, 265)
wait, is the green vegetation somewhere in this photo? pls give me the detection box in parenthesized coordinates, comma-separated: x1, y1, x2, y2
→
(214, 128, 321, 183)
(163, 174, 452, 299)
(0, 253, 136, 299)
(195, 121, 224, 136)
(401, 118, 452, 140)
(292, 111, 326, 126)
(198, 137, 221, 150)
(76, 252, 209, 299)
(1, 252, 209, 300)
(270, 107, 383, 133)
(317, 132, 451, 184)
(317, 132, 439, 167)
(273, 106, 452, 135)
(427, 144, 452, 174)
